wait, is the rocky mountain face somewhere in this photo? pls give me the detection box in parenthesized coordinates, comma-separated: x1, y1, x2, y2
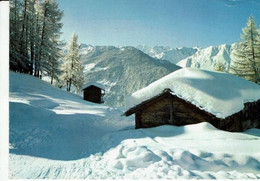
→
(80, 45, 180, 107)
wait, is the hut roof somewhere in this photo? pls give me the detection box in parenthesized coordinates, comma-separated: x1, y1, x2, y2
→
(82, 82, 105, 90)
(126, 68, 260, 119)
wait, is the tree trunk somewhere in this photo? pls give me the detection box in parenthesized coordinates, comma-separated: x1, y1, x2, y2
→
(29, 0, 36, 75)
(37, 3, 48, 78)
(34, 15, 40, 76)
(19, 0, 28, 73)
(250, 21, 257, 83)
(68, 78, 72, 92)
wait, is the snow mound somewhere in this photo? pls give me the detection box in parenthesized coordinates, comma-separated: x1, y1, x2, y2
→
(184, 121, 217, 131)
(109, 145, 161, 171)
(126, 68, 260, 118)
(101, 123, 260, 179)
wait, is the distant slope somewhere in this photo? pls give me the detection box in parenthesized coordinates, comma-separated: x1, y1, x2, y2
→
(136, 45, 200, 64)
(177, 44, 237, 71)
(80, 45, 181, 107)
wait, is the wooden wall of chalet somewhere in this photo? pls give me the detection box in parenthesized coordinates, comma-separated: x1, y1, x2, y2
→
(136, 96, 171, 128)
(134, 92, 260, 132)
(83, 86, 103, 104)
(213, 100, 260, 132)
(135, 93, 218, 129)
(243, 100, 260, 130)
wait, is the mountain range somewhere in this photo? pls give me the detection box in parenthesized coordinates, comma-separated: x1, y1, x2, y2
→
(137, 44, 237, 72)
(62, 43, 237, 107)
(136, 45, 200, 64)
(79, 45, 180, 107)
(176, 44, 237, 71)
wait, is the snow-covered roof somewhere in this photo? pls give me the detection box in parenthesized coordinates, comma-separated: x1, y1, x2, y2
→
(126, 68, 260, 119)
(82, 82, 106, 90)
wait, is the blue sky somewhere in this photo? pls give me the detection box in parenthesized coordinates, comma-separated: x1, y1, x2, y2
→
(57, 0, 260, 48)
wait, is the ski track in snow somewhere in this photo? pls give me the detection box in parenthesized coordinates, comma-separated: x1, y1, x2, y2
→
(9, 72, 260, 179)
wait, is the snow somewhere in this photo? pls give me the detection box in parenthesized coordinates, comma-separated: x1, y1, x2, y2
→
(137, 45, 200, 64)
(83, 63, 95, 73)
(79, 44, 94, 55)
(176, 44, 237, 71)
(82, 81, 106, 90)
(9, 71, 260, 179)
(126, 68, 260, 118)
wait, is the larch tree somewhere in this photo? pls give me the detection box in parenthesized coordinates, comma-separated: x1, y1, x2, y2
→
(10, 0, 24, 72)
(36, 0, 63, 79)
(230, 15, 260, 83)
(10, 0, 63, 83)
(60, 33, 84, 92)
(19, 0, 30, 73)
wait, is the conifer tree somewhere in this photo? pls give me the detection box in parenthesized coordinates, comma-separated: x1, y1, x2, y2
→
(214, 62, 225, 72)
(230, 15, 260, 83)
(10, 0, 63, 81)
(60, 33, 84, 92)
(36, 0, 63, 78)
(10, 0, 24, 72)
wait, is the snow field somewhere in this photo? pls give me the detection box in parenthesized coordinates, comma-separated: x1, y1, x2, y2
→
(9, 71, 260, 179)
(10, 124, 260, 179)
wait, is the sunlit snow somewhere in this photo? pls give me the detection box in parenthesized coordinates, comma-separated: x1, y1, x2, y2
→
(9, 71, 260, 179)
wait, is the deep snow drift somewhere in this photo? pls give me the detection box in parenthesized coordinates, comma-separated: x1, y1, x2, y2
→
(9, 71, 260, 179)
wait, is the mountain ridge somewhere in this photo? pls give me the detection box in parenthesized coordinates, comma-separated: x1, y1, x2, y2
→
(177, 43, 237, 71)
(78, 45, 181, 107)
(63, 43, 238, 107)
(136, 45, 200, 64)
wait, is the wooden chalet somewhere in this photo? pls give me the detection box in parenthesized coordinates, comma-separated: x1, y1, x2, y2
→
(124, 68, 260, 132)
(82, 82, 105, 104)
(124, 89, 260, 132)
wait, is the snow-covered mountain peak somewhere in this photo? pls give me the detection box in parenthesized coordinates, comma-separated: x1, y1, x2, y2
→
(136, 45, 200, 64)
(177, 43, 238, 71)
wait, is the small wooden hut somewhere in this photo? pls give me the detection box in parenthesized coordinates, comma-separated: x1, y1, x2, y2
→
(124, 68, 260, 132)
(82, 82, 105, 104)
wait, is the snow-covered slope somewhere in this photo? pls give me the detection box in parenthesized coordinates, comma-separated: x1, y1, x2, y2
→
(177, 44, 237, 71)
(80, 45, 180, 107)
(9, 72, 260, 179)
(137, 45, 200, 64)
(126, 68, 260, 118)
(9, 71, 133, 161)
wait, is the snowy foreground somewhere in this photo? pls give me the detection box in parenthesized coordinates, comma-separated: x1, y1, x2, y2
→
(9, 72, 260, 179)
